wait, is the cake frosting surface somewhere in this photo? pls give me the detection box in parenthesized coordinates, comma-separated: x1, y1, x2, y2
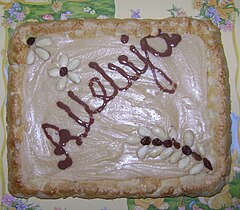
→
(21, 33, 211, 183)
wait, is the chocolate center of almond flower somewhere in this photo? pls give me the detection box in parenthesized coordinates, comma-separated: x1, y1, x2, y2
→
(59, 67, 68, 76)
(27, 37, 36, 46)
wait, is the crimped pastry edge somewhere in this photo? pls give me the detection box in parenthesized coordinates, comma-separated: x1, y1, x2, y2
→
(7, 17, 231, 199)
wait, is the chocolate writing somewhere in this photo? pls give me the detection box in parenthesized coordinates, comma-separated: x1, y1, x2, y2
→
(42, 30, 181, 169)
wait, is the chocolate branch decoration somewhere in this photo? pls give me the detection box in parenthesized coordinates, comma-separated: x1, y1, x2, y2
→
(127, 126, 213, 173)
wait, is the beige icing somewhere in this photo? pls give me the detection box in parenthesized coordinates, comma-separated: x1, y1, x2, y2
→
(20, 33, 211, 184)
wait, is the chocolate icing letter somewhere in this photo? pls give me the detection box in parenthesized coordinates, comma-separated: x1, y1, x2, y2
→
(42, 30, 181, 169)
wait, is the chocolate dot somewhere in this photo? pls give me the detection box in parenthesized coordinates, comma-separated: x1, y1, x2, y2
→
(82, 133, 87, 138)
(173, 140, 181, 149)
(182, 145, 192, 155)
(140, 136, 151, 145)
(152, 138, 162, 146)
(163, 140, 172, 148)
(76, 138, 82, 145)
(121, 34, 129, 44)
(27, 37, 35, 46)
(192, 152, 202, 161)
(54, 146, 65, 155)
(203, 158, 213, 170)
(58, 156, 73, 170)
(59, 67, 68, 77)
(59, 129, 71, 143)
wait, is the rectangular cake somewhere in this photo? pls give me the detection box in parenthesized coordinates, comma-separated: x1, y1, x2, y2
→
(7, 17, 231, 198)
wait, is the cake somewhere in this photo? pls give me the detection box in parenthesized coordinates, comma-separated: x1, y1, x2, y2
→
(7, 17, 231, 198)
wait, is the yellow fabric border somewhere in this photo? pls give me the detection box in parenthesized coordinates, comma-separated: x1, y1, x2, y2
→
(232, 15, 240, 144)
(0, 29, 8, 197)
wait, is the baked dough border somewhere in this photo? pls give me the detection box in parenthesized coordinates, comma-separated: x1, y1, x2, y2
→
(7, 17, 231, 198)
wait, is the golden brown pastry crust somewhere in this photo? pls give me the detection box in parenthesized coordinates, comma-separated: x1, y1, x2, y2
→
(7, 17, 231, 198)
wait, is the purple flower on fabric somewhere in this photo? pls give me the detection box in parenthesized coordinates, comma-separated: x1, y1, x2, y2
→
(212, 14, 222, 24)
(13, 3, 21, 11)
(60, 11, 72, 20)
(65, 11, 72, 15)
(130, 9, 140, 18)
(16, 12, 26, 21)
(100, 208, 110, 210)
(231, 113, 240, 153)
(189, 200, 196, 209)
(16, 200, 27, 210)
(219, 19, 233, 31)
(12, 2, 20, 8)
(205, 6, 216, 18)
(15, 6, 22, 11)
(176, 9, 187, 17)
(1, 194, 16, 207)
(7, 18, 13, 24)
(8, 8, 15, 16)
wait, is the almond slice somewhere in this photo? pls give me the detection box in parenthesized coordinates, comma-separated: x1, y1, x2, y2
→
(68, 58, 81, 70)
(196, 144, 206, 157)
(48, 68, 59, 78)
(56, 76, 68, 91)
(59, 54, 69, 67)
(137, 126, 151, 137)
(183, 130, 195, 146)
(26, 50, 35, 65)
(149, 147, 163, 158)
(35, 48, 50, 60)
(151, 127, 167, 140)
(126, 135, 140, 145)
(160, 147, 173, 159)
(137, 145, 149, 159)
(36, 37, 53, 47)
(169, 150, 182, 164)
(68, 72, 81, 83)
(167, 126, 177, 139)
(190, 163, 204, 175)
(178, 156, 190, 169)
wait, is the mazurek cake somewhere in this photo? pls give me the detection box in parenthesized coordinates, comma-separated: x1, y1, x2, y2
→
(7, 17, 231, 198)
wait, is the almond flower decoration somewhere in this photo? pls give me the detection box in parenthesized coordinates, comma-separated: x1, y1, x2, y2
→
(26, 37, 53, 64)
(48, 54, 81, 91)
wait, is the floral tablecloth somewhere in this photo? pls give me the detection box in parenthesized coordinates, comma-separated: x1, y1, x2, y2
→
(0, 0, 239, 209)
